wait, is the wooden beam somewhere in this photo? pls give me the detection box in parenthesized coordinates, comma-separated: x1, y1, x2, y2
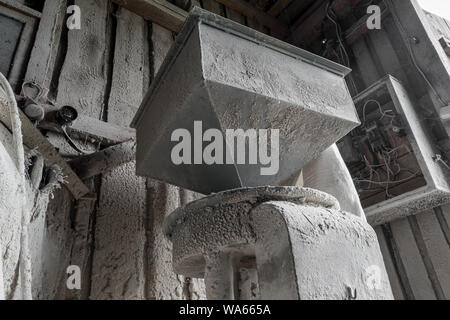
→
(69, 114, 135, 144)
(202, 0, 224, 15)
(0, 102, 89, 200)
(112, 0, 188, 32)
(0, 0, 42, 19)
(267, 0, 291, 17)
(0, 5, 38, 91)
(113, 0, 287, 37)
(288, 0, 325, 46)
(38, 110, 136, 146)
(25, 0, 67, 96)
(344, 1, 388, 45)
(69, 140, 136, 180)
(274, 0, 313, 25)
(214, 0, 288, 36)
(289, 0, 362, 47)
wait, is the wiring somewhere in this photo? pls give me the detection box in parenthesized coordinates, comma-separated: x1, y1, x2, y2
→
(354, 171, 421, 186)
(61, 126, 90, 155)
(348, 98, 423, 200)
(361, 99, 396, 125)
(325, 1, 359, 94)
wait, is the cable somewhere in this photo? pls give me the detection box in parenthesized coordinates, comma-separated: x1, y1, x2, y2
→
(325, 1, 361, 95)
(433, 154, 450, 171)
(361, 99, 395, 125)
(61, 126, 90, 155)
(326, 2, 349, 66)
(354, 171, 420, 186)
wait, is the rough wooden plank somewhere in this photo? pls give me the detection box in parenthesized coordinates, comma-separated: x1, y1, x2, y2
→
(143, 22, 205, 300)
(144, 23, 205, 300)
(38, 112, 135, 145)
(226, 7, 245, 25)
(289, 0, 361, 47)
(288, 0, 327, 47)
(69, 114, 135, 143)
(435, 204, 450, 250)
(390, 218, 436, 299)
(25, 0, 67, 97)
(246, 16, 265, 33)
(214, 0, 288, 37)
(408, 214, 446, 299)
(174, 0, 190, 11)
(69, 140, 136, 180)
(277, 0, 313, 25)
(146, 180, 186, 299)
(29, 186, 76, 299)
(151, 23, 174, 73)
(368, 16, 409, 86)
(62, 180, 96, 300)
(267, 0, 292, 17)
(351, 37, 381, 88)
(380, 223, 415, 300)
(202, 0, 224, 15)
(145, 23, 183, 299)
(0, 6, 38, 91)
(112, 0, 188, 32)
(0, 0, 42, 18)
(113, 0, 287, 36)
(416, 209, 450, 299)
(344, 1, 388, 45)
(90, 7, 148, 300)
(375, 226, 406, 300)
(56, 0, 111, 118)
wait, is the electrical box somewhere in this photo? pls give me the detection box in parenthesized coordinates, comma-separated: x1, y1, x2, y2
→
(338, 75, 450, 225)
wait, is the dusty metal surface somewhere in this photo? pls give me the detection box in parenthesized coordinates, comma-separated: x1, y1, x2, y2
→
(132, 7, 359, 194)
(340, 76, 450, 226)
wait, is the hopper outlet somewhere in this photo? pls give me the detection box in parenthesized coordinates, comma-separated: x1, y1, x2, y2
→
(131, 7, 360, 194)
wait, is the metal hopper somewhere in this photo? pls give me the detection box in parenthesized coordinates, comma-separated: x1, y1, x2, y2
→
(131, 7, 360, 194)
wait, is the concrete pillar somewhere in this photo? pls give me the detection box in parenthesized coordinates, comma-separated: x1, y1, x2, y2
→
(204, 252, 234, 300)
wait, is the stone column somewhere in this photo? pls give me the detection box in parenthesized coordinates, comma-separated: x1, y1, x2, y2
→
(204, 252, 234, 300)
(164, 187, 394, 300)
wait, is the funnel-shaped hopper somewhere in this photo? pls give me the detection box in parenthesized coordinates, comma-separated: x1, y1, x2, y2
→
(131, 8, 360, 194)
